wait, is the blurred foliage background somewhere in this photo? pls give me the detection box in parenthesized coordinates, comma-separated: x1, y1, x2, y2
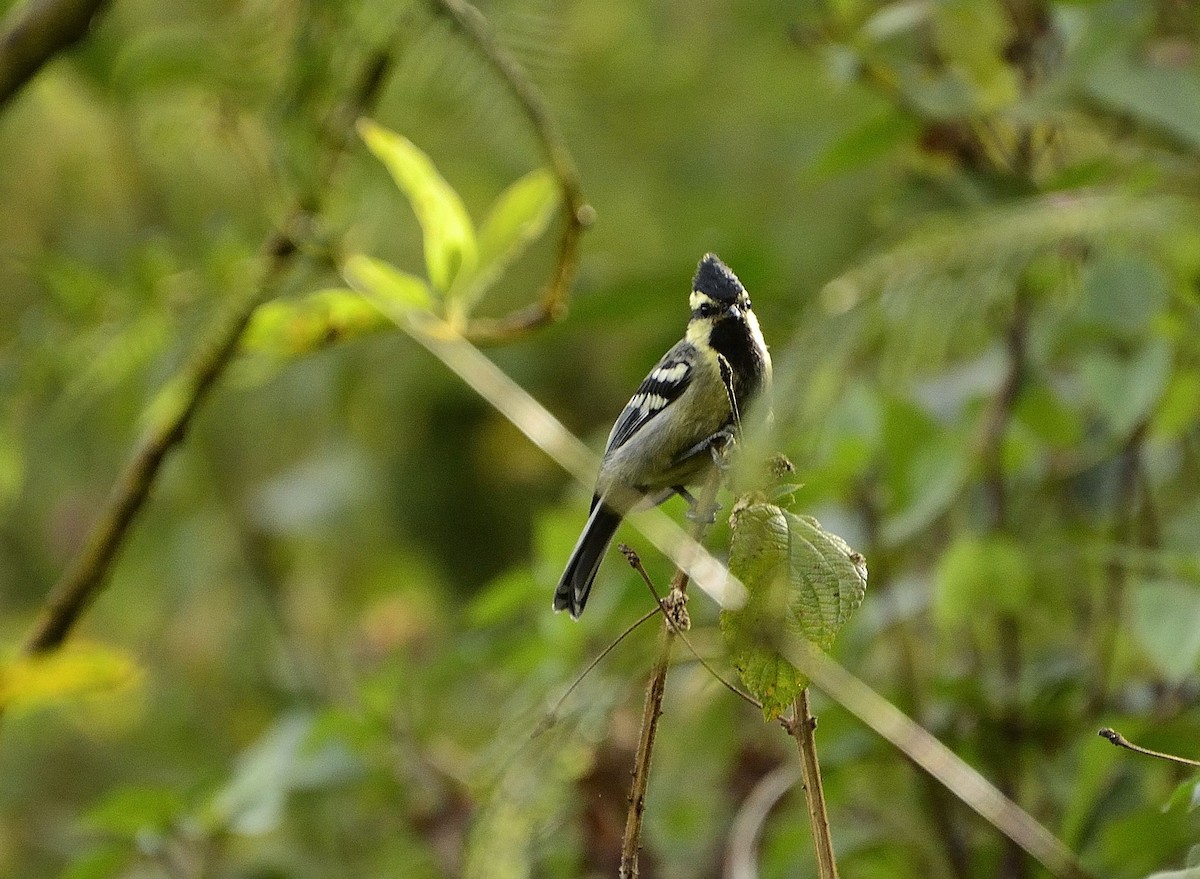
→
(2, 0, 1200, 877)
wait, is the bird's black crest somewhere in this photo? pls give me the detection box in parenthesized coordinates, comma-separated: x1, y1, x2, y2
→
(692, 253, 745, 303)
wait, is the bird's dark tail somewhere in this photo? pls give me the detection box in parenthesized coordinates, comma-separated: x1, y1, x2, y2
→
(554, 499, 622, 619)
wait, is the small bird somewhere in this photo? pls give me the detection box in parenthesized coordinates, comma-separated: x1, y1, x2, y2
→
(554, 254, 772, 618)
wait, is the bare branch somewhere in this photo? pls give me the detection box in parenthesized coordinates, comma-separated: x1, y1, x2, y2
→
(782, 690, 839, 879)
(431, 0, 593, 346)
(531, 606, 660, 739)
(618, 474, 722, 879)
(0, 0, 110, 109)
(1098, 727, 1200, 769)
(18, 45, 400, 659)
(621, 543, 763, 713)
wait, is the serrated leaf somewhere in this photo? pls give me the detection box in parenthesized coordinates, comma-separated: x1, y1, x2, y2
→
(735, 649, 804, 723)
(722, 503, 868, 721)
(357, 119, 477, 291)
(452, 169, 559, 315)
(342, 255, 435, 310)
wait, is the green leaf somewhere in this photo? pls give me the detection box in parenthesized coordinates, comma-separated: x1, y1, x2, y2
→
(357, 118, 477, 291)
(935, 535, 1032, 629)
(84, 786, 186, 838)
(811, 110, 919, 177)
(1078, 253, 1169, 337)
(205, 713, 360, 836)
(1087, 55, 1200, 151)
(452, 168, 559, 314)
(734, 649, 806, 723)
(243, 286, 410, 357)
(722, 503, 868, 721)
(1131, 580, 1200, 683)
(1164, 776, 1200, 814)
(930, 0, 1018, 110)
(1152, 370, 1200, 440)
(59, 845, 127, 879)
(341, 255, 435, 312)
(1079, 339, 1172, 438)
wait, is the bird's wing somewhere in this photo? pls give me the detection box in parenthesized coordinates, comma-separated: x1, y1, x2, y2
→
(604, 343, 695, 453)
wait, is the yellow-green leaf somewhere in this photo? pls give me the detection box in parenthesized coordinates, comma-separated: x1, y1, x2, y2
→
(357, 119, 477, 291)
(0, 642, 143, 712)
(341, 256, 435, 312)
(452, 168, 559, 314)
(243, 286, 408, 357)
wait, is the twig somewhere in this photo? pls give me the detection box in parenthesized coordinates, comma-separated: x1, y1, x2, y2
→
(621, 543, 762, 712)
(0, 0, 110, 108)
(725, 764, 800, 879)
(619, 474, 722, 879)
(531, 606, 661, 739)
(782, 637, 1096, 879)
(1098, 728, 1200, 769)
(782, 689, 839, 879)
(431, 0, 592, 346)
(17, 46, 399, 659)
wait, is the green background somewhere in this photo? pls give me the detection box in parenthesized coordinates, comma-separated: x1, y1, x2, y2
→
(2, 0, 1199, 877)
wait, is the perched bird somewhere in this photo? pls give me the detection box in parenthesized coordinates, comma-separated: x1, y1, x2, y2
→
(554, 254, 772, 618)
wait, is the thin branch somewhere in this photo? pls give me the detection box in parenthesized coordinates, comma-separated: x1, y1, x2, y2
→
(1098, 727, 1200, 769)
(0, 0, 109, 109)
(618, 474, 722, 879)
(18, 46, 399, 659)
(432, 0, 593, 346)
(783, 689, 839, 879)
(531, 606, 661, 739)
(621, 543, 763, 712)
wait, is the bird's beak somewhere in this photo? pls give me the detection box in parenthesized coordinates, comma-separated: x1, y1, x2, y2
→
(727, 305, 743, 321)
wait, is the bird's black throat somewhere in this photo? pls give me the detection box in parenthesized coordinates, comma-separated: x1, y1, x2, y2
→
(708, 316, 767, 407)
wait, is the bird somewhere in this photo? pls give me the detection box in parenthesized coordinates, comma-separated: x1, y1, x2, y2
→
(554, 253, 772, 619)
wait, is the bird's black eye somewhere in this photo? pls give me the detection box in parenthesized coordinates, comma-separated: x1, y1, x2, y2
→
(698, 302, 717, 318)
(744, 298, 752, 310)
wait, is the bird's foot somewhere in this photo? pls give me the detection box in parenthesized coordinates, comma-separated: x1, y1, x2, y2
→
(662, 587, 690, 632)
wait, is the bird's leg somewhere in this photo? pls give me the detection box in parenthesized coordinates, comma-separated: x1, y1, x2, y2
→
(707, 426, 737, 471)
(676, 485, 718, 524)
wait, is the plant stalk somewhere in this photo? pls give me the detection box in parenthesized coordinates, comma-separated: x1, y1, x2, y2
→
(787, 688, 839, 879)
